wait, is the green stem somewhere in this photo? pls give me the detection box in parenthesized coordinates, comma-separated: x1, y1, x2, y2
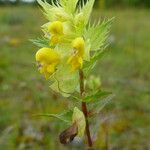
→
(79, 70, 94, 150)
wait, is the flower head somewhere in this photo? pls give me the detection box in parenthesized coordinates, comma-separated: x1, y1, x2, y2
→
(68, 37, 85, 71)
(34, 0, 112, 96)
(87, 75, 101, 90)
(36, 48, 60, 79)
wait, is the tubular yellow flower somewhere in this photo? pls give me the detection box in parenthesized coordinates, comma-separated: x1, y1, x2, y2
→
(36, 48, 60, 79)
(68, 37, 85, 71)
(48, 21, 63, 35)
(50, 35, 61, 46)
(48, 21, 64, 46)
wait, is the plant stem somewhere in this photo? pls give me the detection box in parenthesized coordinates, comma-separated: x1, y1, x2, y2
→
(79, 70, 94, 150)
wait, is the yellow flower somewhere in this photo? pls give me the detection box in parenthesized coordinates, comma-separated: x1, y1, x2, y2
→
(36, 48, 60, 79)
(50, 35, 61, 46)
(48, 21, 63, 35)
(68, 37, 85, 71)
(48, 21, 64, 46)
(68, 55, 83, 71)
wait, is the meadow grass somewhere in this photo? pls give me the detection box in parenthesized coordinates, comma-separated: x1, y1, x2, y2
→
(0, 6, 149, 150)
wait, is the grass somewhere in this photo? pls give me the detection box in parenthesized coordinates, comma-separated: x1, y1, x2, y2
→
(0, 6, 149, 150)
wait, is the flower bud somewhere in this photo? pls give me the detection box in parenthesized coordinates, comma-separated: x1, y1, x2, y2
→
(87, 75, 101, 90)
(72, 107, 86, 137)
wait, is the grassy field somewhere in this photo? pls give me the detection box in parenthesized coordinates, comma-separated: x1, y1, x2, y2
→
(0, 6, 150, 150)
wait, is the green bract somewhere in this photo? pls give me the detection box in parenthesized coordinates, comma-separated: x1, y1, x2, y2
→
(72, 107, 86, 137)
(33, 0, 112, 96)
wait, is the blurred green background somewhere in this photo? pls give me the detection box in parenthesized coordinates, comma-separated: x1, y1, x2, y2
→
(0, 0, 150, 150)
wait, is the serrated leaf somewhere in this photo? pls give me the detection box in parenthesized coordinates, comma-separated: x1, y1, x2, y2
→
(50, 62, 79, 97)
(79, 0, 95, 25)
(37, 0, 52, 9)
(60, 0, 67, 6)
(35, 110, 72, 124)
(37, 0, 64, 21)
(61, 0, 79, 13)
(83, 49, 106, 75)
(83, 49, 105, 68)
(37, 0, 54, 20)
(83, 90, 112, 103)
(92, 94, 115, 114)
(29, 37, 49, 48)
(85, 18, 114, 51)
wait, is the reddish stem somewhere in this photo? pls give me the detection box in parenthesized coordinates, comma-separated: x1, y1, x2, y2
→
(79, 70, 94, 150)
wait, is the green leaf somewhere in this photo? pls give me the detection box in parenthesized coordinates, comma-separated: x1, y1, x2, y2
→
(61, 0, 79, 13)
(83, 49, 105, 68)
(29, 37, 49, 48)
(86, 75, 101, 90)
(83, 90, 112, 103)
(34, 110, 72, 124)
(60, 0, 67, 6)
(91, 94, 115, 114)
(83, 49, 106, 75)
(85, 18, 114, 51)
(50, 62, 79, 97)
(79, 0, 95, 25)
(37, 0, 53, 20)
(37, 0, 62, 21)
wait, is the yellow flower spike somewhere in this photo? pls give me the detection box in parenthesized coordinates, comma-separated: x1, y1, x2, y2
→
(36, 48, 60, 79)
(48, 21, 63, 35)
(68, 37, 85, 71)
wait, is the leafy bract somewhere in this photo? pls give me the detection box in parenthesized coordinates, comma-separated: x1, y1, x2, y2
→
(37, 0, 69, 22)
(78, 0, 95, 25)
(37, 0, 54, 20)
(29, 37, 49, 48)
(72, 107, 86, 137)
(35, 110, 72, 124)
(83, 39, 91, 61)
(74, 0, 95, 34)
(83, 90, 112, 103)
(91, 94, 115, 115)
(50, 63, 78, 97)
(85, 18, 114, 51)
(83, 49, 106, 75)
(60, 0, 78, 13)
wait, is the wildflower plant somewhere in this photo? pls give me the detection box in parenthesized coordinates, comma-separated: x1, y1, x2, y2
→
(31, 0, 113, 149)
